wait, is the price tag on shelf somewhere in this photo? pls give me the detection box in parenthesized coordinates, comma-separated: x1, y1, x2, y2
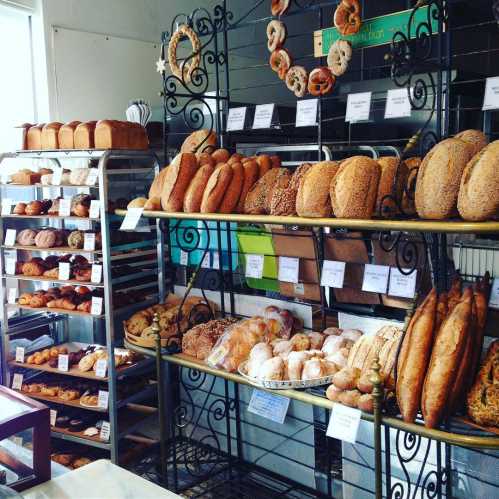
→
(120, 207, 143, 231)
(86, 169, 99, 186)
(94, 358, 107, 378)
(5, 257, 17, 275)
(58, 198, 71, 217)
(245, 254, 264, 279)
(91, 264, 103, 284)
(483, 76, 499, 111)
(253, 103, 275, 129)
(58, 262, 71, 281)
(346, 91, 372, 122)
(278, 256, 299, 284)
(179, 250, 189, 266)
(4, 229, 17, 247)
(212, 252, 220, 270)
(97, 390, 109, 410)
(248, 389, 290, 424)
(226, 106, 247, 131)
(50, 410, 57, 427)
(326, 403, 362, 444)
(91, 296, 103, 315)
(293, 282, 305, 295)
(8, 288, 18, 305)
(321, 260, 346, 288)
(52, 168, 63, 186)
(100, 421, 111, 441)
(361, 264, 390, 294)
(201, 252, 211, 269)
(1, 198, 12, 215)
(12, 373, 23, 390)
(84, 233, 96, 251)
(385, 88, 412, 119)
(388, 268, 417, 299)
(89, 200, 100, 219)
(489, 278, 499, 310)
(58, 354, 69, 372)
(295, 98, 318, 127)
(15, 347, 25, 363)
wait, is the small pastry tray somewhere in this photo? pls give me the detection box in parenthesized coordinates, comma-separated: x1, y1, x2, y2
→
(238, 361, 335, 390)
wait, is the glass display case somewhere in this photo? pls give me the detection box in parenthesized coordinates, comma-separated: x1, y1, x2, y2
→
(0, 386, 50, 491)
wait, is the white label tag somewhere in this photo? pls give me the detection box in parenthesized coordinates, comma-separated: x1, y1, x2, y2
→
(489, 277, 499, 309)
(58, 262, 70, 281)
(94, 358, 107, 378)
(91, 264, 103, 284)
(58, 354, 69, 372)
(12, 373, 23, 390)
(86, 169, 99, 186)
(2, 199, 12, 215)
(201, 252, 211, 269)
(321, 260, 346, 288)
(100, 421, 111, 441)
(247, 389, 290, 424)
(385, 88, 412, 119)
(91, 297, 103, 315)
(278, 256, 299, 284)
(327, 403, 362, 444)
(120, 207, 143, 231)
(294, 282, 305, 295)
(245, 254, 264, 279)
(226, 107, 247, 131)
(8, 288, 18, 305)
(483, 76, 499, 111)
(388, 268, 417, 299)
(89, 200, 100, 219)
(346, 91, 372, 122)
(5, 258, 17, 275)
(361, 264, 390, 294)
(15, 346, 25, 363)
(97, 390, 109, 409)
(212, 252, 220, 270)
(50, 410, 57, 427)
(296, 99, 318, 127)
(84, 233, 96, 251)
(52, 168, 63, 185)
(4, 229, 17, 247)
(58, 198, 71, 217)
(253, 103, 275, 129)
(180, 250, 188, 266)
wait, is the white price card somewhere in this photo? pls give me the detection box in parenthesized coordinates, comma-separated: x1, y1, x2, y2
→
(212, 251, 220, 270)
(326, 403, 362, 444)
(52, 167, 63, 185)
(489, 277, 499, 310)
(8, 288, 18, 305)
(294, 282, 305, 295)
(346, 91, 372, 122)
(4, 229, 16, 247)
(86, 169, 99, 186)
(84, 233, 96, 251)
(362, 264, 390, 294)
(296, 98, 318, 127)
(483, 76, 499, 111)
(120, 207, 143, 231)
(89, 200, 100, 219)
(278, 256, 299, 284)
(385, 88, 412, 119)
(253, 103, 275, 129)
(1, 198, 12, 215)
(5, 258, 17, 275)
(58, 354, 69, 372)
(91, 296, 103, 316)
(388, 268, 417, 299)
(15, 347, 25, 363)
(321, 260, 346, 288)
(58, 262, 70, 281)
(94, 358, 107, 378)
(97, 390, 109, 409)
(50, 410, 57, 427)
(180, 250, 189, 266)
(201, 252, 211, 269)
(11, 373, 23, 390)
(245, 254, 264, 279)
(247, 389, 290, 424)
(91, 264, 103, 284)
(100, 421, 111, 441)
(226, 107, 247, 131)
(58, 198, 71, 217)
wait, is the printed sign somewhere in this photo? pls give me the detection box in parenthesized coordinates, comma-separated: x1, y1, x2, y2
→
(362, 264, 390, 294)
(321, 260, 346, 288)
(253, 103, 275, 129)
(248, 389, 290, 424)
(278, 256, 299, 284)
(226, 107, 247, 131)
(245, 254, 264, 279)
(296, 99, 318, 127)
(326, 403, 362, 444)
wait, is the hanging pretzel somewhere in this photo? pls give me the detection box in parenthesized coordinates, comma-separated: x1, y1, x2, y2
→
(168, 24, 201, 84)
(271, 0, 290, 17)
(334, 0, 362, 36)
(308, 67, 336, 96)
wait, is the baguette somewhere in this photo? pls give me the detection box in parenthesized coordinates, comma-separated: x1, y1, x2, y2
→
(236, 160, 259, 213)
(183, 164, 214, 213)
(212, 149, 230, 164)
(421, 287, 472, 428)
(396, 288, 437, 423)
(200, 163, 233, 213)
(469, 273, 490, 378)
(435, 291, 448, 332)
(160, 153, 198, 212)
(447, 277, 462, 313)
(219, 162, 244, 213)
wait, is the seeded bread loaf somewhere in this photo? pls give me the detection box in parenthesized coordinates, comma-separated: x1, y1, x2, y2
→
(375, 157, 408, 217)
(160, 153, 198, 212)
(454, 129, 488, 156)
(244, 168, 291, 214)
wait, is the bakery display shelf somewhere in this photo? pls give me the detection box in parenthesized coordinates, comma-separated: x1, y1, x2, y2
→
(8, 303, 105, 319)
(13, 148, 155, 160)
(1, 214, 98, 222)
(2, 244, 101, 254)
(0, 183, 99, 189)
(51, 426, 110, 450)
(114, 209, 499, 235)
(4, 274, 104, 288)
(12, 389, 107, 413)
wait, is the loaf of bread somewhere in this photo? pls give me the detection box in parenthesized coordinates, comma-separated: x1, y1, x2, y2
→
(197, 152, 215, 167)
(415, 138, 474, 219)
(457, 140, 499, 221)
(58, 121, 81, 149)
(160, 153, 198, 212)
(219, 162, 244, 213)
(400, 157, 421, 215)
(41, 123, 63, 149)
(94, 120, 126, 149)
(421, 287, 472, 428)
(27, 124, 44, 150)
(212, 149, 230, 164)
(331, 156, 380, 219)
(236, 160, 259, 213)
(149, 167, 169, 200)
(454, 129, 488, 156)
(469, 273, 490, 379)
(181, 129, 217, 154)
(200, 163, 233, 213)
(270, 163, 313, 216)
(244, 168, 291, 214)
(74, 121, 97, 149)
(296, 161, 339, 218)
(184, 164, 214, 213)
(375, 157, 408, 217)
(256, 155, 273, 178)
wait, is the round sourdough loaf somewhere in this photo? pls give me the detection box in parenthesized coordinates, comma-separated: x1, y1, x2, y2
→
(330, 156, 380, 219)
(415, 138, 474, 219)
(236, 160, 259, 213)
(200, 163, 233, 213)
(219, 162, 244, 213)
(183, 163, 214, 213)
(457, 140, 499, 221)
(375, 156, 408, 218)
(454, 129, 488, 156)
(180, 129, 217, 154)
(160, 153, 198, 212)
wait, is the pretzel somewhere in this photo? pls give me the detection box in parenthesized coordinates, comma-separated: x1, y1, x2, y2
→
(270, 49, 292, 80)
(168, 24, 201, 84)
(327, 39, 352, 77)
(271, 0, 290, 17)
(285, 66, 308, 98)
(308, 67, 335, 96)
(267, 20, 287, 52)
(334, 0, 362, 36)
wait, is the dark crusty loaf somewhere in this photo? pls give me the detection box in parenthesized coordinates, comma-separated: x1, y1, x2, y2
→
(454, 129, 488, 156)
(375, 157, 408, 217)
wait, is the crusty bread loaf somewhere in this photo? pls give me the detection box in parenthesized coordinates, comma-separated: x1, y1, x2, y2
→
(160, 153, 198, 212)
(270, 155, 282, 168)
(200, 163, 233, 213)
(27, 124, 44, 150)
(375, 157, 408, 217)
(236, 160, 259, 213)
(415, 138, 474, 219)
(144, 197, 161, 210)
(219, 162, 244, 213)
(58, 121, 81, 149)
(148, 167, 169, 199)
(74, 121, 97, 149)
(127, 122, 149, 149)
(256, 155, 273, 178)
(212, 149, 230, 164)
(41, 122, 63, 149)
(455, 129, 488, 156)
(401, 157, 421, 215)
(265, 168, 291, 211)
(244, 168, 291, 214)
(330, 156, 380, 219)
(197, 152, 215, 167)
(228, 153, 244, 164)
(435, 291, 448, 332)
(469, 273, 490, 380)
(296, 161, 339, 217)
(421, 287, 472, 428)
(183, 164, 214, 213)
(181, 129, 217, 154)
(396, 288, 437, 423)
(457, 140, 499, 221)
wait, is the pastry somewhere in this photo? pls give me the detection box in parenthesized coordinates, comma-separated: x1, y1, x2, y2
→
(161, 153, 199, 211)
(271, 0, 290, 16)
(327, 39, 352, 77)
(180, 129, 216, 154)
(200, 163, 233, 213)
(168, 24, 201, 84)
(259, 356, 285, 381)
(247, 343, 274, 378)
(68, 230, 84, 249)
(22, 261, 45, 277)
(183, 164, 214, 213)
(285, 66, 308, 98)
(308, 67, 335, 96)
(267, 20, 286, 52)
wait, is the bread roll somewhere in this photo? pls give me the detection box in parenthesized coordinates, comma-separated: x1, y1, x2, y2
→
(256, 155, 272, 178)
(27, 124, 44, 150)
(200, 163, 233, 213)
(236, 160, 259, 213)
(244, 168, 291, 214)
(74, 121, 97, 149)
(375, 157, 408, 217)
(421, 288, 472, 428)
(357, 393, 374, 413)
(331, 156, 380, 219)
(338, 389, 361, 408)
(58, 121, 81, 149)
(181, 129, 217, 154)
(454, 129, 488, 156)
(326, 384, 342, 402)
(415, 138, 474, 219)
(149, 167, 169, 199)
(457, 140, 499, 221)
(160, 153, 198, 212)
(219, 162, 244, 213)
(332, 366, 361, 390)
(396, 288, 437, 423)
(295, 161, 339, 218)
(41, 122, 63, 149)
(183, 164, 214, 213)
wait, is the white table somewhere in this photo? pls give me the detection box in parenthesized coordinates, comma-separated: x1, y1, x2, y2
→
(22, 459, 181, 499)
